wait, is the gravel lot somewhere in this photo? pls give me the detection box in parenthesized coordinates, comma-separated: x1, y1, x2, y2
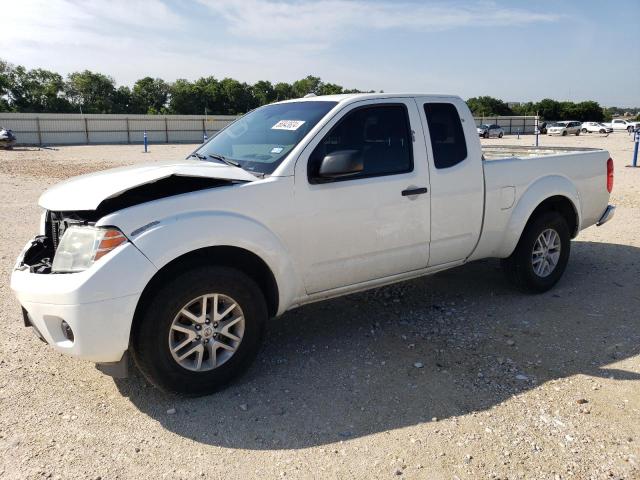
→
(1, 133, 639, 480)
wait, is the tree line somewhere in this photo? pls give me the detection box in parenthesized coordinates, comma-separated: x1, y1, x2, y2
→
(467, 96, 639, 122)
(0, 59, 369, 115)
(1, 59, 636, 121)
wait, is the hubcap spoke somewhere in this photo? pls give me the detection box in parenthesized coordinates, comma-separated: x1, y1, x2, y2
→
(531, 228, 562, 278)
(168, 293, 245, 372)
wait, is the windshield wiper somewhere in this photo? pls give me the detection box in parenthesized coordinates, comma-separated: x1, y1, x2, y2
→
(207, 153, 242, 168)
(186, 152, 207, 160)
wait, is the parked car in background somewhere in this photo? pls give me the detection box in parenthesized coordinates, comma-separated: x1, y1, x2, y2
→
(0, 127, 17, 149)
(537, 122, 549, 134)
(11, 93, 615, 395)
(477, 124, 504, 138)
(547, 121, 581, 136)
(581, 122, 613, 134)
(604, 119, 640, 132)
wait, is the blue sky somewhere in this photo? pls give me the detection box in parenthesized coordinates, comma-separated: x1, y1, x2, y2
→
(3, 0, 639, 106)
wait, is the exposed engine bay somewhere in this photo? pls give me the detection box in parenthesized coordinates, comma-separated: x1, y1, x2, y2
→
(19, 175, 240, 273)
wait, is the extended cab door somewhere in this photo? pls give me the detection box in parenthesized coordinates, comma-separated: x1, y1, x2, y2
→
(417, 98, 484, 266)
(292, 99, 431, 294)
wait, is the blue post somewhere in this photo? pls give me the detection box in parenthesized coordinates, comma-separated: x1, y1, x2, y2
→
(143, 131, 148, 153)
(632, 129, 639, 167)
(203, 131, 208, 143)
(535, 131, 539, 147)
(517, 128, 520, 140)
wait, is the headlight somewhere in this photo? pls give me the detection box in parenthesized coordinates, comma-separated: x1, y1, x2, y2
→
(52, 226, 128, 273)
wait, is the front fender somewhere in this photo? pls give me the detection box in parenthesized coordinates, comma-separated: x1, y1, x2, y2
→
(498, 175, 581, 258)
(124, 211, 299, 315)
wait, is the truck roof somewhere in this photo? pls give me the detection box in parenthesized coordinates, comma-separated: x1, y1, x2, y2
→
(274, 93, 462, 105)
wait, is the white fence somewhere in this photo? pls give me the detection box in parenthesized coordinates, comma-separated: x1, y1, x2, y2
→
(0, 112, 540, 145)
(474, 116, 539, 134)
(0, 113, 239, 145)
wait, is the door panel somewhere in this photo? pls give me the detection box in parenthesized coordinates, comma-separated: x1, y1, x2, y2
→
(292, 99, 431, 294)
(417, 98, 484, 266)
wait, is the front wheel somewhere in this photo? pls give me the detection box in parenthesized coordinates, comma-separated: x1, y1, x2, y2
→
(498, 132, 504, 138)
(132, 266, 267, 395)
(575, 130, 580, 136)
(501, 211, 571, 293)
(562, 130, 568, 136)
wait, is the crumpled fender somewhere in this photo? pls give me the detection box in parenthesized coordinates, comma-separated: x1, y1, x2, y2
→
(113, 210, 299, 315)
(498, 175, 581, 258)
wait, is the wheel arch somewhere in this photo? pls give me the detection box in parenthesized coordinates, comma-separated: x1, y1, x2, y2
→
(499, 176, 581, 258)
(131, 246, 280, 340)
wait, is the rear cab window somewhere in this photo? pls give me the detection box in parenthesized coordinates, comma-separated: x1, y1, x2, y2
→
(423, 103, 468, 169)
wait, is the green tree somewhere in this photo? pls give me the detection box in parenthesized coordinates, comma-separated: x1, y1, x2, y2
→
(131, 77, 169, 114)
(65, 70, 117, 113)
(0, 59, 12, 111)
(252, 80, 276, 106)
(219, 78, 254, 114)
(292, 75, 322, 97)
(466, 96, 513, 116)
(273, 82, 293, 101)
(168, 79, 200, 114)
(319, 83, 343, 95)
(535, 98, 562, 121)
(111, 86, 132, 113)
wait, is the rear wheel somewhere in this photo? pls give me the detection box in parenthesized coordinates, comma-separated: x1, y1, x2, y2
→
(484, 132, 489, 139)
(132, 266, 267, 395)
(599, 129, 606, 134)
(562, 130, 567, 136)
(575, 130, 580, 136)
(498, 132, 504, 138)
(501, 211, 570, 293)
(581, 128, 588, 133)
(628, 126, 634, 133)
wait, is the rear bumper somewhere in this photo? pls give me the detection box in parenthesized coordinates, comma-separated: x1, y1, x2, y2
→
(596, 204, 616, 226)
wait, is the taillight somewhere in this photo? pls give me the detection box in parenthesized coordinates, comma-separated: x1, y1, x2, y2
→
(606, 158, 614, 193)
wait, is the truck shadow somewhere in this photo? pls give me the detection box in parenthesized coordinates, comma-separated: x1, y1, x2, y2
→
(115, 240, 640, 450)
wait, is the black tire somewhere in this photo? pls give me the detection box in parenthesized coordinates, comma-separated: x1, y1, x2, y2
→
(498, 132, 504, 138)
(581, 128, 587, 133)
(599, 129, 605, 134)
(628, 126, 633, 133)
(132, 266, 267, 395)
(562, 130, 567, 136)
(483, 132, 489, 139)
(501, 211, 571, 293)
(575, 130, 580, 136)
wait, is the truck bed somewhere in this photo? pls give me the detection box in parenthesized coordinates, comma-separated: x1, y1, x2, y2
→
(482, 145, 603, 161)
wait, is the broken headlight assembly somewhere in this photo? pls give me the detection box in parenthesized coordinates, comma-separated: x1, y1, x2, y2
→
(51, 226, 128, 273)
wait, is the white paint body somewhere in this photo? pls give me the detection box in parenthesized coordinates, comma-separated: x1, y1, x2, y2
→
(11, 94, 613, 364)
(604, 119, 640, 132)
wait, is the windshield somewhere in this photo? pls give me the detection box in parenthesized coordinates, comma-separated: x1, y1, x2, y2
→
(479, 124, 489, 129)
(195, 101, 338, 175)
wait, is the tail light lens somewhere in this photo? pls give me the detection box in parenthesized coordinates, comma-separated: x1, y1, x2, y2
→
(607, 158, 614, 193)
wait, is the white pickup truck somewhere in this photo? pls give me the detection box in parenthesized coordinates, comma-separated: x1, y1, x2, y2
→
(605, 118, 640, 132)
(11, 94, 615, 395)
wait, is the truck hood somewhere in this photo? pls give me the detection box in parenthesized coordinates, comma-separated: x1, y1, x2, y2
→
(39, 160, 257, 211)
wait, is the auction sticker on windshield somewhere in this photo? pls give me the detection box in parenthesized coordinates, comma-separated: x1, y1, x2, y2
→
(272, 120, 305, 131)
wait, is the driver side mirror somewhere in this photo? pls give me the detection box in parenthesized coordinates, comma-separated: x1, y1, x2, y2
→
(313, 149, 363, 182)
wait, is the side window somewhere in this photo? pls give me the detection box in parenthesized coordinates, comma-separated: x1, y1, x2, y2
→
(423, 103, 468, 169)
(308, 104, 413, 181)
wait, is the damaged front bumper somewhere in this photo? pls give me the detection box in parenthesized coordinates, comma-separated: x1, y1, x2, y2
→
(11, 238, 157, 369)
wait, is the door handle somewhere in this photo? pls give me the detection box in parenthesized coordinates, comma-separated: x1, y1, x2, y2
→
(401, 187, 428, 196)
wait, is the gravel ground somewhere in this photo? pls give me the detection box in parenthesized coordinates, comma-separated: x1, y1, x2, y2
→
(0, 133, 638, 480)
